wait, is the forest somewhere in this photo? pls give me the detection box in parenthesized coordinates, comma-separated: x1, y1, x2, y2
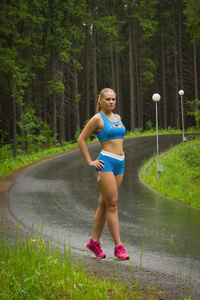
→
(0, 0, 199, 155)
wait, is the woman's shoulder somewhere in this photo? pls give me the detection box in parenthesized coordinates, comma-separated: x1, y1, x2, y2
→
(92, 112, 102, 121)
(114, 113, 122, 120)
(87, 113, 102, 126)
(91, 113, 104, 132)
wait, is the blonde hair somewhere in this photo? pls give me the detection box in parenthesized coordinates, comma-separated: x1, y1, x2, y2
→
(96, 88, 116, 113)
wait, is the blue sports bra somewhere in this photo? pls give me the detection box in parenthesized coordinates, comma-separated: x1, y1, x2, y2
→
(96, 112, 126, 143)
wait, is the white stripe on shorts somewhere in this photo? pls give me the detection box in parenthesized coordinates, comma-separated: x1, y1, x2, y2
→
(101, 150, 125, 161)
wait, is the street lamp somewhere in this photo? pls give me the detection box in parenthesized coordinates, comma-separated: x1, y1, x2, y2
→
(152, 93, 164, 179)
(179, 90, 187, 142)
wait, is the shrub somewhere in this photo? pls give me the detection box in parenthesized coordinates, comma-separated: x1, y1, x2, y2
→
(17, 108, 54, 153)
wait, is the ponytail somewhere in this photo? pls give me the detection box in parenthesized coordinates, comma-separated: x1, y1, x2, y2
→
(96, 96, 102, 113)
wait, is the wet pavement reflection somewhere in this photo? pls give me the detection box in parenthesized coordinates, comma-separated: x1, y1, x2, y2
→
(9, 135, 200, 278)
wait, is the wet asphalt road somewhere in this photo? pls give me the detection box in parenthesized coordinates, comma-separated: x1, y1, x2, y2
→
(8, 135, 200, 280)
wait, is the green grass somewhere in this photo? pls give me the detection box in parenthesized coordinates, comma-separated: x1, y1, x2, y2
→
(140, 135, 200, 208)
(0, 142, 81, 180)
(0, 228, 165, 300)
(125, 125, 198, 138)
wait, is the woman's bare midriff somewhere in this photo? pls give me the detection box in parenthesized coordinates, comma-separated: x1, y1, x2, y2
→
(100, 139, 124, 156)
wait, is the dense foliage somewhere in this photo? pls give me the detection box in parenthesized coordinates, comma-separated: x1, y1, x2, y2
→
(0, 0, 199, 155)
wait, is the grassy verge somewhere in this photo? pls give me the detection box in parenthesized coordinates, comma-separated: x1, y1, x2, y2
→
(0, 142, 80, 180)
(0, 229, 164, 299)
(140, 135, 200, 209)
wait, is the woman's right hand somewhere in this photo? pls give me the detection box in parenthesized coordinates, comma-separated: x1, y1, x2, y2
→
(88, 159, 104, 170)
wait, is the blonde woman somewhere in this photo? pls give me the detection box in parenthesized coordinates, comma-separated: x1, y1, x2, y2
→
(78, 88, 129, 260)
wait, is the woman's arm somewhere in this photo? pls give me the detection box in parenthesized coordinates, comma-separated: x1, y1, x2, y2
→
(78, 115, 104, 169)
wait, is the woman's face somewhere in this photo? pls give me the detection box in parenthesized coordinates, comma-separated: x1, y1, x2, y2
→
(101, 91, 116, 111)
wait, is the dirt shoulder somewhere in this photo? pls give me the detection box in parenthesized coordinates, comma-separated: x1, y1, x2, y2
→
(0, 152, 199, 300)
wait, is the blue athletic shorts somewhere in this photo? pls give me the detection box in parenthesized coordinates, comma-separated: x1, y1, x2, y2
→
(94, 150, 125, 176)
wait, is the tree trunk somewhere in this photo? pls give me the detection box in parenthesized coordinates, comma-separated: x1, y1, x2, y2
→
(193, 43, 199, 130)
(60, 90, 65, 141)
(65, 63, 71, 141)
(116, 52, 121, 116)
(172, 2, 180, 129)
(43, 69, 47, 123)
(53, 95, 57, 144)
(85, 22, 90, 120)
(18, 104, 26, 151)
(179, 7, 183, 89)
(51, 48, 57, 144)
(161, 36, 167, 129)
(73, 62, 80, 140)
(92, 20, 97, 113)
(129, 15, 135, 132)
(133, 23, 141, 129)
(59, 62, 65, 142)
(138, 53, 143, 130)
(13, 96, 17, 157)
(110, 47, 115, 90)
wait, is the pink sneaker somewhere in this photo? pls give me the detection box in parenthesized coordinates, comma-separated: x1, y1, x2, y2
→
(85, 239, 106, 258)
(114, 244, 129, 260)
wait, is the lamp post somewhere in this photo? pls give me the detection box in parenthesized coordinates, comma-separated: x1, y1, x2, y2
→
(152, 93, 163, 179)
(179, 90, 187, 142)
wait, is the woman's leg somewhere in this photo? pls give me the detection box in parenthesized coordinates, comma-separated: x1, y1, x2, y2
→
(91, 193, 106, 242)
(94, 171, 124, 247)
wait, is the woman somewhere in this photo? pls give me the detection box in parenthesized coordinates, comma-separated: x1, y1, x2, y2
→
(78, 88, 129, 260)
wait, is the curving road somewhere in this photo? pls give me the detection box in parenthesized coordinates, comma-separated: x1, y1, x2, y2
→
(9, 135, 200, 280)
